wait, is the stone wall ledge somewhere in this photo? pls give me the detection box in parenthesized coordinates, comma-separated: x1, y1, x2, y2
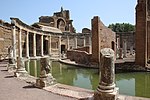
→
(59, 59, 150, 73)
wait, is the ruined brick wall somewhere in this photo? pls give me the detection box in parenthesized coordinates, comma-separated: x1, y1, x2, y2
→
(67, 50, 91, 64)
(116, 32, 135, 50)
(99, 20, 116, 49)
(0, 23, 12, 54)
(91, 16, 116, 64)
(148, 21, 150, 62)
(0, 20, 27, 57)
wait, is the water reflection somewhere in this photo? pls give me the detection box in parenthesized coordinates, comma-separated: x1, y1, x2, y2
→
(25, 60, 150, 98)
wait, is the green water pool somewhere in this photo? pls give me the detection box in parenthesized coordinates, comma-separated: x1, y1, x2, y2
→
(25, 60, 150, 98)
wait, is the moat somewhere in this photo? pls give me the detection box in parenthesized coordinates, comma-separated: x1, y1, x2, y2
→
(25, 60, 150, 98)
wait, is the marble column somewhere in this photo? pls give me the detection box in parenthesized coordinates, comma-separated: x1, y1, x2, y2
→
(48, 35, 51, 56)
(83, 36, 86, 47)
(123, 40, 127, 58)
(26, 31, 29, 58)
(33, 33, 36, 57)
(74, 36, 77, 48)
(94, 48, 119, 100)
(8, 26, 17, 71)
(67, 36, 70, 50)
(12, 26, 16, 63)
(15, 28, 27, 77)
(18, 29, 22, 58)
(41, 35, 44, 56)
(58, 36, 61, 57)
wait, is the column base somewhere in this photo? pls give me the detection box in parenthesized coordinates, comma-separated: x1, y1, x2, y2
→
(36, 73, 56, 88)
(94, 87, 119, 100)
(14, 68, 28, 77)
(8, 64, 16, 72)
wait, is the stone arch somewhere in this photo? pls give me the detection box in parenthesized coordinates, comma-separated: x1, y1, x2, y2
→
(57, 18, 66, 31)
(111, 41, 115, 51)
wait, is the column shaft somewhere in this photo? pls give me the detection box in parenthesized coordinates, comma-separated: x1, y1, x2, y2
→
(33, 33, 36, 57)
(18, 29, 22, 58)
(41, 35, 44, 56)
(12, 26, 16, 60)
(48, 35, 51, 55)
(67, 36, 70, 50)
(26, 31, 29, 58)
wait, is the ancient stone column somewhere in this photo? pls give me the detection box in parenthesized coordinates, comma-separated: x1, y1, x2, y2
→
(12, 26, 16, 64)
(41, 35, 44, 56)
(94, 48, 119, 100)
(33, 33, 36, 57)
(36, 58, 56, 88)
(123, 40, 127, 58)
(15, 29, 27, 77)
(8, 24, 17, 71)
(74, 36, 77, 48)
(48, 35, 51, 56)
(18, 29, 22, 58)
(67, 35, 70, 50)
(26, 31, 29, 58)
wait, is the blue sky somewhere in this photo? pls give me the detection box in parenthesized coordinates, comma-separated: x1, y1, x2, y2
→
(0, 0, 137, 32)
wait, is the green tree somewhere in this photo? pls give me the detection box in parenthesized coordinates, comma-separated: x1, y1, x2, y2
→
(108, 23, 135, 32)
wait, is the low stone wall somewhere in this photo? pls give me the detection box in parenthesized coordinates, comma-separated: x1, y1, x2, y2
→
(67, 50, 91, 64)
(74, 46, 90, 53)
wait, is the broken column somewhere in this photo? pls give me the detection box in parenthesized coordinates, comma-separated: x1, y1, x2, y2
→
(36, 58, 56, 88)
(94, 48, 119, 100)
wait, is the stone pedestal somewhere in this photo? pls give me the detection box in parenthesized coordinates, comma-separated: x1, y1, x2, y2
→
(94, 48, 119, 100)
(14, 58, 28, 77)
(36, 58, 56, 88)
(94, 88, 119, 100)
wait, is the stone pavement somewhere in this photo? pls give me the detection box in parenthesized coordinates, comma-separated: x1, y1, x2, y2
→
(0, 60, 77, 100)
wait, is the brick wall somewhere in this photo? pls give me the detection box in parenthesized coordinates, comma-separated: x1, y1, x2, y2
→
(67, 50, 91, 64)
(0, 25, 12, 54)
(91, 16, 116, 64)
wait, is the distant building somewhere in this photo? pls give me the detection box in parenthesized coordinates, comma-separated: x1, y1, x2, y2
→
(33, 7, 76, 33)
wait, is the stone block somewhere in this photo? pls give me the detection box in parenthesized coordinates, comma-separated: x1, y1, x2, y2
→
(94, 88, 119, 100)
